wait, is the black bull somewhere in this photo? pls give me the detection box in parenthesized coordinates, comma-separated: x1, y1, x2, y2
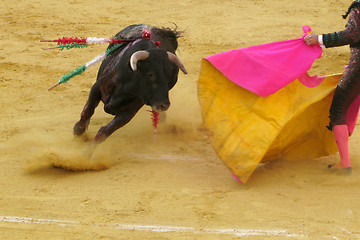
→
(73, 24, 187, 148)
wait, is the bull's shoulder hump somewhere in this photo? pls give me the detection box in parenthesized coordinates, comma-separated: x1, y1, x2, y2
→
(115, 24, 152, 38)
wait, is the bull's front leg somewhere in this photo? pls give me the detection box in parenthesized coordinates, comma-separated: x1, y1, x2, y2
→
(96, 103, 144, 143)
(87, 102, 144, 158)
(87, 99, 144, 156)
(73, 82, 101, 136)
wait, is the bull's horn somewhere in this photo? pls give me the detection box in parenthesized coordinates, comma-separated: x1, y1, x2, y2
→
(130, 50, 150, 71)
(167, 52, 188, 74)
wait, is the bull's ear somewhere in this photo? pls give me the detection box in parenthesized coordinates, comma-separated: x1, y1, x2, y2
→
(130, 51, 150, 71)
(167, 52, 187, 74)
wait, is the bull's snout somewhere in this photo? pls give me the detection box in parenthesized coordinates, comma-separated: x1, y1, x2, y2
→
(152, 103, 170, 112)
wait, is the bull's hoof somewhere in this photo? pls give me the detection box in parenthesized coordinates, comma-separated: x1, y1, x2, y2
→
(73, 122, 85, 136)
(73, 120, 89, 136)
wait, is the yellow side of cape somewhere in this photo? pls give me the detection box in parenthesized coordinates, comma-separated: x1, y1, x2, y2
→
(198, 59, 340, 183)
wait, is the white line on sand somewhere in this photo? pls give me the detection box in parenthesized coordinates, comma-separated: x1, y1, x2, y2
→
(0, 215, 304, 237)
(128, 153, 203, 161)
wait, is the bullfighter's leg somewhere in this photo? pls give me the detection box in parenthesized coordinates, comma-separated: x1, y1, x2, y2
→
(73, 82, 101, 136)
(94, 99, 144, 144)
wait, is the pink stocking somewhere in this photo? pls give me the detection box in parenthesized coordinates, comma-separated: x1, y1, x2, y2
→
(333, 124, 351, 168)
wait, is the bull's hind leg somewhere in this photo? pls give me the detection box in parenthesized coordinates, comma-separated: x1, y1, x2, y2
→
(73, 82, 101, 136)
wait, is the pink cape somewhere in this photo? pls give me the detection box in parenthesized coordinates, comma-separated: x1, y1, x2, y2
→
(204, 25, 360, 135)
(205, 26, 325, 97)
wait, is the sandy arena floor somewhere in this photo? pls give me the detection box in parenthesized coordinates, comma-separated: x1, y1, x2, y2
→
(1, 0, 360, 239)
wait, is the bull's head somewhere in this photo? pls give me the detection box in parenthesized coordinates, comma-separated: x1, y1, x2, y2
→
(129, 49, 187, 112)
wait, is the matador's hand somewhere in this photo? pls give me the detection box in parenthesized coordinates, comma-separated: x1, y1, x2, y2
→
(304, 34, 319, 45)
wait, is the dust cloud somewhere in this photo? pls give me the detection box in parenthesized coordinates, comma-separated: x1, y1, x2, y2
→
(7, 131, 118, 172)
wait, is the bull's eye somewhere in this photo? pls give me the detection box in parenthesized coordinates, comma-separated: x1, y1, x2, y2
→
(147, 72, 155, 81)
